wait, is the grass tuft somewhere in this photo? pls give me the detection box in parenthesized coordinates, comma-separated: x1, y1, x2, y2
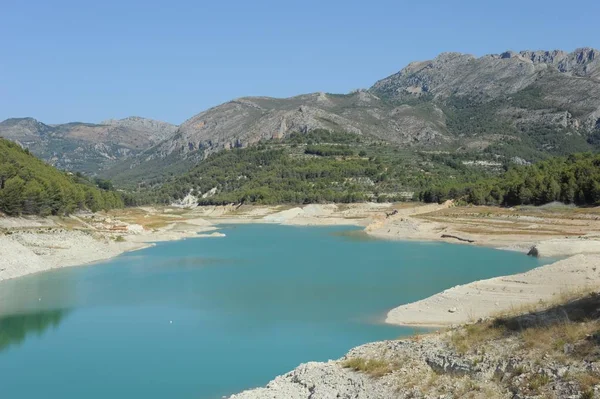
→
(527, 373, 550, 394)
(341, 357, 396, 377)
(449, 322, 505, 354)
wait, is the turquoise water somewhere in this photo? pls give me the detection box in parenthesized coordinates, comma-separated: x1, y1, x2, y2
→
(0, 224, 549, 398)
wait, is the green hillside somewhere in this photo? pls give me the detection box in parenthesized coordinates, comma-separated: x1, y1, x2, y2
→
(420, 152, 600, 206)
(126, 130, 500, 206)
(0, 138, 123, 216)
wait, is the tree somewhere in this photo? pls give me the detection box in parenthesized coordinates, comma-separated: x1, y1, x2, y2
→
(22, 180, 44, 214)
(0, 176, 26, 215)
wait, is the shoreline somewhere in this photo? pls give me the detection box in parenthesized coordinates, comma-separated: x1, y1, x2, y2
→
(384, 253, 600, 328)
(3, 202, 600, 327)
(0, 214, 219, 283)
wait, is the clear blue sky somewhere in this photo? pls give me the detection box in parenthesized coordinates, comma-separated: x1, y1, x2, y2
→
(2, 0, 598, 125)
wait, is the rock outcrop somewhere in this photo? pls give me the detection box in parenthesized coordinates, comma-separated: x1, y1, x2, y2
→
(370, 48, 600, 101)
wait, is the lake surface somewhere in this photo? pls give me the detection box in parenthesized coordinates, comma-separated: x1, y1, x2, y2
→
(0, 224, 549, 398)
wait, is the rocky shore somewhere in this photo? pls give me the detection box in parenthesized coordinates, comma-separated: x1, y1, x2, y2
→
(230, 294, 600, 398)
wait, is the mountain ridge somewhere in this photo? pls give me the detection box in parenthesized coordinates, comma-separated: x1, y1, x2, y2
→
(0, 116, 178, 174)
(2, 47, 599, 183)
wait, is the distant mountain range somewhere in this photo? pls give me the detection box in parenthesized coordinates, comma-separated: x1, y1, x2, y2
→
(2, 47, 599, 182)
(0, 117, 177, 174)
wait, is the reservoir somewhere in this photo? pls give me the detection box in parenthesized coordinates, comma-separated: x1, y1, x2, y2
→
(0, 224, 549, 398)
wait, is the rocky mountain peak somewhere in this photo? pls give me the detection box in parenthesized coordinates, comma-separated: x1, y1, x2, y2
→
(517, 49, 568, 64)
(0, 117, 52, 139)
(573, 47, 599, 61)
(370, 47, 600, 101)
(0, 115, 180, 174)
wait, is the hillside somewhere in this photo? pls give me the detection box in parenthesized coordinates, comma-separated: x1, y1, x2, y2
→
(420, 152, 600, 206)
(170, 48, 600, 156)
(127, 130, 500, 206)
(0, 116, 177, 174)
(0, 138, 123, 215)
(102, 47, 600, 185)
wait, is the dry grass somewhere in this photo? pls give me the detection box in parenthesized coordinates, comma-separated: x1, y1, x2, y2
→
(490, 287, 599, 320)
(450, 290, 600, 357)
(526, 373, 551, 394)
(422, 204, 600, 219)
(415, 205, 600, 239)
(56, 216, 86, 229)
(341, 357, 397, 377)
(449, 322, 506, 354)
(520, 321, 598, 355)
(108, 208, 185, 229)
(571, 371, 600, 398)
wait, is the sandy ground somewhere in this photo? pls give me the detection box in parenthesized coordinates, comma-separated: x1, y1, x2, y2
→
(365, 203, 600, 255)
(386, 254, 600, 327)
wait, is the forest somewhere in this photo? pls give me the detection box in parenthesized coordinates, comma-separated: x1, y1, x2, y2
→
(419, 152, 600, 206)
(5, 127, 600, 213)
(126, 130, 499, 206)
(0, 139, 123, 216)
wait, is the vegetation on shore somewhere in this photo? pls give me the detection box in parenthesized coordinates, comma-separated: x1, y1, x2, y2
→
(0, 138, 123, 216)
(342, 357, 397, 377)
(420, 152, 600, 206)
(6, 122, 598, 211)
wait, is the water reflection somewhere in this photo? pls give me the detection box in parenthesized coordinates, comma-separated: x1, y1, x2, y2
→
(0, 309, 69, 352)
(330, 229, 378, 241)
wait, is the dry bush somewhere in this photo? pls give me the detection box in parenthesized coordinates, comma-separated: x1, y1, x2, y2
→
(341, 357, 396, 377)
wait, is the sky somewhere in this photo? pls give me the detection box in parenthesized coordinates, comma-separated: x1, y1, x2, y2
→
(1, 0, 598, 125)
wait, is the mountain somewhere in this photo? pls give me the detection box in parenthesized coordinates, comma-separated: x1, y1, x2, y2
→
(103, 47, 600, 185)
(164, 91, 447, 152)
(165, 48, 600, 156)
(3, 48, 599, 185)
(0, 116, 178, 174)
(102, 91, 449, 184)
(371, 48, 600, 101)
(371, 48, 600, 132)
